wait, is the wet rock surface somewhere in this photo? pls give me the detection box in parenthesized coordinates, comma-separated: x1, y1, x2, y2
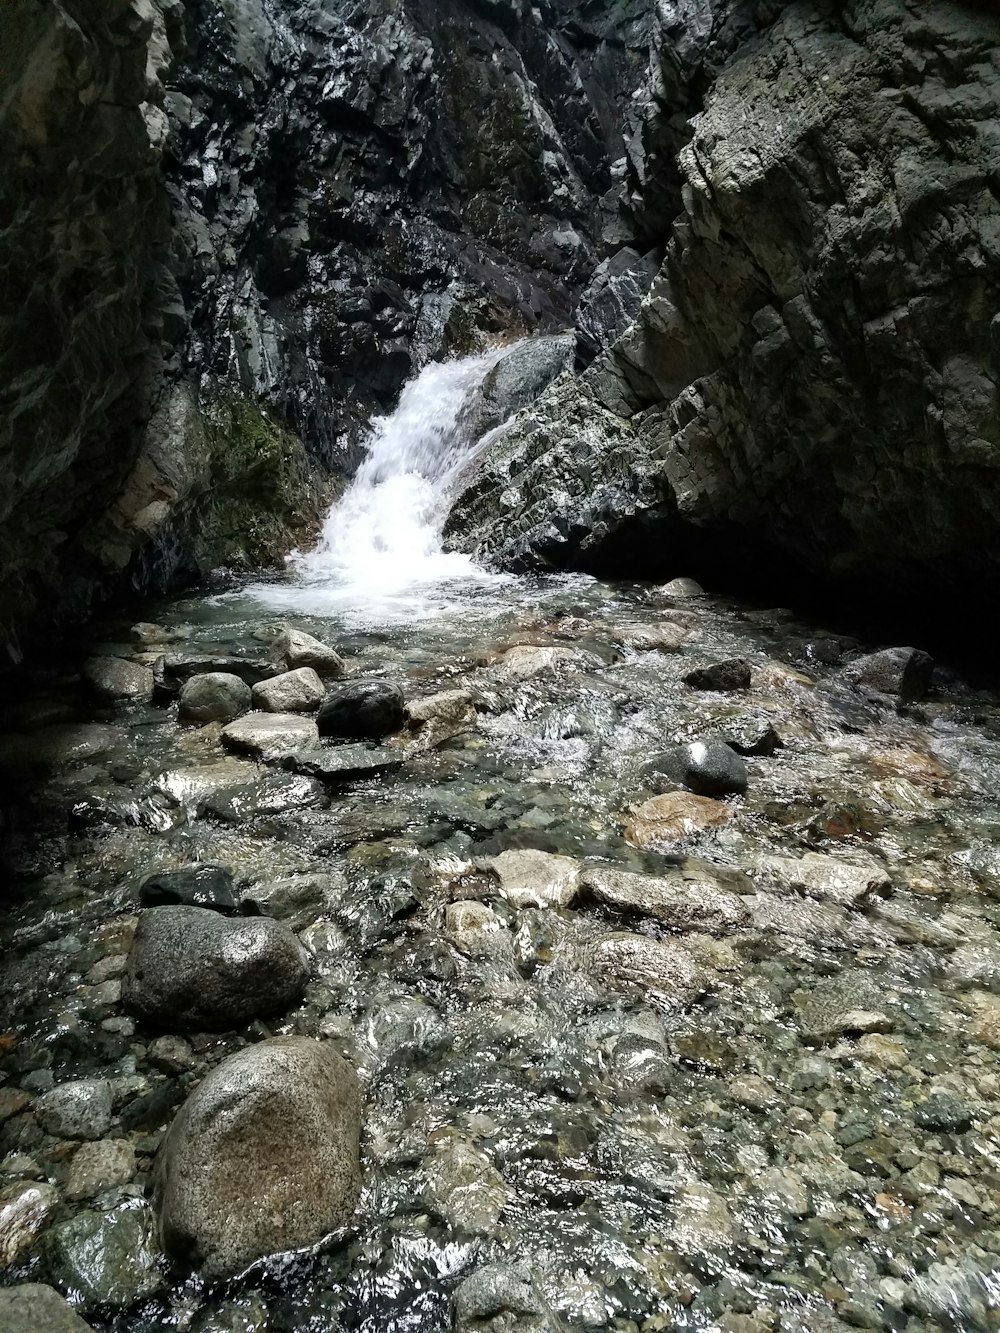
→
(317, 679, 406, 740)
(156, 1037, 361, 1279)
(2, 574, 1000, 1329)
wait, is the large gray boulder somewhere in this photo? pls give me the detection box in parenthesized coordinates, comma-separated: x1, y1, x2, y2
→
(0, 1284, 94, 1333)
(156, 1037, 361, 1279)
(122, 907, 308, 1030)
(178, 673, 252, 724)
(460, 335, 575, 442)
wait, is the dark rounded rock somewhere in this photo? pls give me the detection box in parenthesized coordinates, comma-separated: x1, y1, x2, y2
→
(683, 659, 752, 692)
(722, 717, 782, 757)
(122, 907, 308, 1031)
(138, 864, 237, 914)
(317, 679, 405, 740)
(913, 1093, 972, 1134)
(646, 740, 748, 797)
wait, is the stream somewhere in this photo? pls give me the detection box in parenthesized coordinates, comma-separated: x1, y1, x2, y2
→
(2, 350, 1000, 1332)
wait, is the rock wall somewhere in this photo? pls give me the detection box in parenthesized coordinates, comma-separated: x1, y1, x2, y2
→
(448, 0, 1000, 606)
(0, 0, 654, 660)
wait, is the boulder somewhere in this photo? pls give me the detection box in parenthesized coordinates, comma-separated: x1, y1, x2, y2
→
(661, 578, 705, 598)
(317, 679, 405, 740)
(645, 740, 748, 797)
(487, 849, 579, 908)
(251, 667, 325, 713)
(452, 1264, 545, 1330)
(840, 647, 934, 702)
(122, 907, 308, 1030)
(34, 1080, 112, 1141)
(625, 792, 731, 848)
(156, 1037, 361, 1279)
(683, 659, 752, 692)
(138, 863, 237, 913)
(722, 716, 783, 757)
(282, 743, 404, 783)
(0, 1284, 95, 1333)
(178, 672, 252, 724)
(579, 863, 750, 933)
(82, 656, 154, 704)
(221, 712, 319, 760)
(462, 334, 575, 440)
(0, 1182, 59, 1267)
(155, 655, 284, 694)
(274, 627, 345, 677)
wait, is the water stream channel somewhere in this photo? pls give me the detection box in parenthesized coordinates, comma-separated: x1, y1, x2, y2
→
(2, 351, 1000, 1331)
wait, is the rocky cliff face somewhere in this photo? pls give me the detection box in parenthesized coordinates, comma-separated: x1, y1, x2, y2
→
(0, 0, 653, 659)
(448, 0, 1000, 608)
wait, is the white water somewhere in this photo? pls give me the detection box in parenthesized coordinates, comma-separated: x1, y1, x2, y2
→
(247, 348, 513, 622)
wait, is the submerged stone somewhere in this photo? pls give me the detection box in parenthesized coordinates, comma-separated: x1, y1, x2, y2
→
(625, 792, 731, 848)
(487, 848, 580, 908)
(0, 1182, 59, 1267)
(579, 863, 750, 933)
(45, 1204, 162, 1308)
(683, 659, 752, 691)
(138, 863, 237, 913)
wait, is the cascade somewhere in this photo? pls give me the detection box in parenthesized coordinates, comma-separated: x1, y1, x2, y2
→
(251, 348, 511, 622)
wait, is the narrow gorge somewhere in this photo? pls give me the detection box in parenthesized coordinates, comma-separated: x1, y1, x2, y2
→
(2, 2, 1000, 1331)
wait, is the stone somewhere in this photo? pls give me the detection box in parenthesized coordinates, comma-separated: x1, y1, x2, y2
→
(583, 933, 703, 1002)
(273, 627, 345, 677)
(445, 901, 509, 958)
(138, 863, 237, 913)
(44, 1204, 162, 1308)
(317, 679, 406, 740)
(156, 656, 285, 694)
(156, 1037, 361, 1279)
(452, 1263, 544, 1327)
(239, 872, 346, 930)
(487, 849, 579, 908)
(840, 647, 934, 702)
(913, 1093, 973, 1134)
(722, 717, 783, 757)
(282, 744, 404, 783)
(497, 645, 590, 679)
(251, 667, 325, 713)
(614, 621, 689, 652)
(624, 792, 731, 849)
(646, 740, 748, 797)
(131, 622, 190, 647)
(579, 863, 750, 933)
(0, 1284, 94, 1333)
(221, 712, 319, 760)
(65, 1140, 136, 1201)
(684, 659, 752, 692)
(461, 334, 575, 440)
(0, 1182, 59, 1266)
(82, 656, 154, 704)
(34, 1081, 112, 1141)
(756, 853, 893, 908)
(799, 971, 894, 1041)
(0, 1087, 32, 1123)
(122, 906, 308, 1031)
(422, 1140, 509, 1235)
(407, 689, 475, 727)
(148, 1035, 196, 1074)
(178, 673, 252, 724)
(201, 772, 326, 822)
(661, 578, 705, 598)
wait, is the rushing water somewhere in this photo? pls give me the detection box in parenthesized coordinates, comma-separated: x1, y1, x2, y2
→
(250, 348, 511, 624)
(3, 352, 1000, 1331)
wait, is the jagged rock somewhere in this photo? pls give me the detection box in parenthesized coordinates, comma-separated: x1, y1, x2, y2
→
(82, 657, 155, 704)
(138, 863, 238, 913)
(645, 740, 748, 797)
(624, 792, 731, 848)
(317, 679, 406, 740)
(461, 335, 575, 440)
(251, 667, 326, 713)
(582, 933, 704, 1003)
(0, 1284, 94, 1333)
(576, 247, 661, 365)
(221, 712, 319, 760)
(452, 1264, 545, 1330)
(579, 863, 750, 933)
(156, 1037, 361, 1279)
(273, 627, 345, 677)
(122, 906, 308, 1030)
(34, 1081, 113, 1141)
(178, 673, 252, 724)
(156, 655, 284, 694)
(0, 1182, 59, 1267)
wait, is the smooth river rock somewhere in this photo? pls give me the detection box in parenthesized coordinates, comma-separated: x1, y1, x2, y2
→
(122, 906, 308, 1030)
(317, 679, 406, 740)
(625, 792, 731, 848)
(156, 1037, 361, 1279)
(645, 739, 748, 797)
(221, 712, 319, 760)
(34, 1080, 112, 1141)
(178, 672, 252, 724)
(580, 863, 750, 933)
(487, 848, 580, 908)
(251, 666, 325, 713)
(274, 626, 345, 677)
(138, 863, 238, 913)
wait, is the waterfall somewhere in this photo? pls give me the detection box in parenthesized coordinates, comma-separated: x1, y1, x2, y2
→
(249, 347, 511, 621)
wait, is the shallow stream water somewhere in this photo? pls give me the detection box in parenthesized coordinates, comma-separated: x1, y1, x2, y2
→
(3, 354, 1000, 1332)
